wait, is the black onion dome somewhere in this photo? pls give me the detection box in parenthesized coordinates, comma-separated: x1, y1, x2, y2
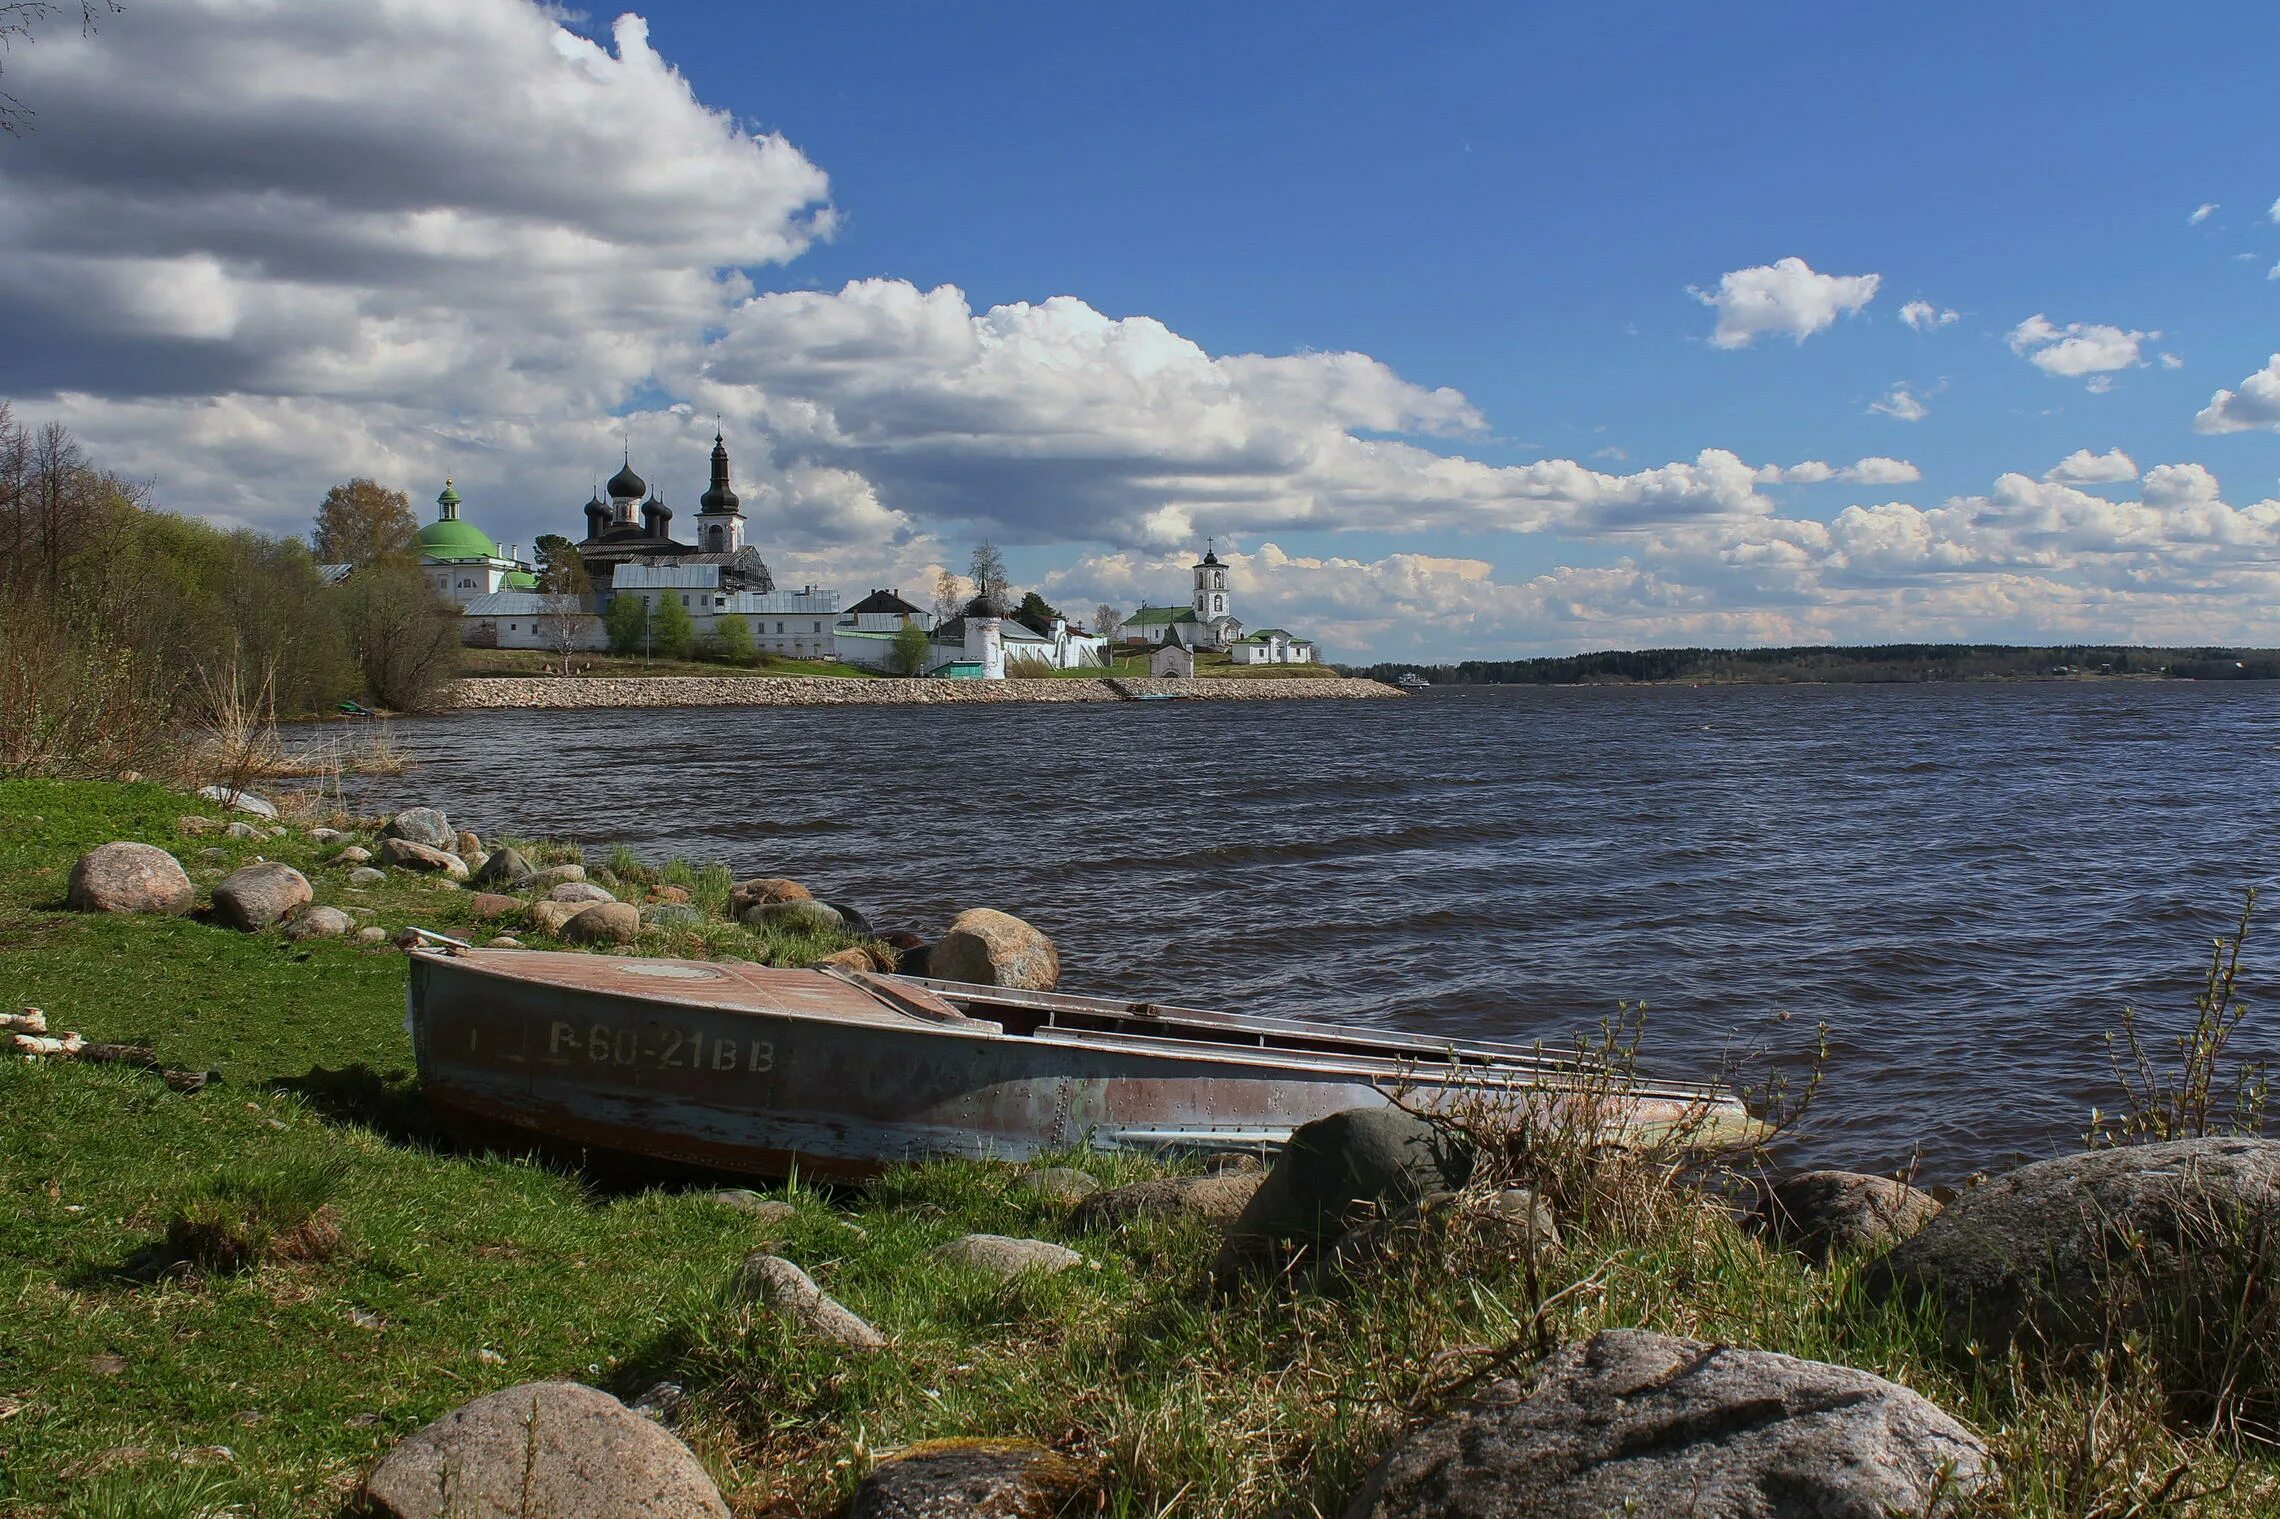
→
(607, 461, 647, 499)
(1200, 547, 1221, 566)
(963, 590, 1008, 620)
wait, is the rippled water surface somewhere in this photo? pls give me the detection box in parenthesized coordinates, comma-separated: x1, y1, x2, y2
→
(341, 683, 2280, 1177)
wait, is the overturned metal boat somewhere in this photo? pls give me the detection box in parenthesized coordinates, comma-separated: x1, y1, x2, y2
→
(405, 945, 1756, 1179)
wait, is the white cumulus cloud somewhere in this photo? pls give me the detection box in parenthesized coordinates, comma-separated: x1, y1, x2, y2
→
(2007, 314, 2155, 386)
(2194, 354, 2280, 433)
(1869, 384, 1929, 421)
(1899, 300, 1958, 331)
(2043, 448, 2138, 484)
(1689, 257, 1880, 349)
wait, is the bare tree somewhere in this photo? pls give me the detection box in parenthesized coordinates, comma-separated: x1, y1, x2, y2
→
(535, 550, 592, 676)
(1, 3, 119, 135)
(932, 567, 966, 626)
(967, 541, 1009, 604)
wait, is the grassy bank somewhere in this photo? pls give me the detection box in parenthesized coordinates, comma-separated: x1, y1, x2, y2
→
(3, 781, 2277, 1516)
(460, 648, 877, 681)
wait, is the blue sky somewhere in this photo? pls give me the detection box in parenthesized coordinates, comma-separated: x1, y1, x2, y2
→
(5, 1, 2280, 658)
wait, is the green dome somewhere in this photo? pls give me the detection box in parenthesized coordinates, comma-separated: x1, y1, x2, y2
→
(417, 518, 497, 560)
(501, 569, 539, 590)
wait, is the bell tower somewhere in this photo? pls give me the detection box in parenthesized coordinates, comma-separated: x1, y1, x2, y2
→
(695, 429, 744, 554)
(1192, 541, 1227, 620)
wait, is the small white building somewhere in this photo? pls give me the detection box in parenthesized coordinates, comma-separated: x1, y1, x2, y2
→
(1149, 643, 1195, 679)
(1227, 628, 1316, 665)
(1110, 545, 1243, 650)
(460, 590, 606, 651)
(610, 564, 840, 658)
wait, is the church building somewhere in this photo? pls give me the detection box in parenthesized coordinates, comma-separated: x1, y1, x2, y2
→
(1109, 545, 1245, 649)
(573, 432, 770, 594)
(417, 480, 536, 607)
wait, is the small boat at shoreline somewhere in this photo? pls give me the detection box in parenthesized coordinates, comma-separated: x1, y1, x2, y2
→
(405, 947, 1756, 1179)
(1397, 672, 1431, 690)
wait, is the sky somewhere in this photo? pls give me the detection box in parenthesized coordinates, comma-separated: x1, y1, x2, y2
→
(5, 1, 2280, 661)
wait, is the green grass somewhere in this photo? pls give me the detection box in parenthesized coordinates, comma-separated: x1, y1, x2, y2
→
(3, 780, 2278, 1517)
(459, 648, 877, 681)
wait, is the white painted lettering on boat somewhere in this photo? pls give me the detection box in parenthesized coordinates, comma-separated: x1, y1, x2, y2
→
(546, 1019, 775, 1074)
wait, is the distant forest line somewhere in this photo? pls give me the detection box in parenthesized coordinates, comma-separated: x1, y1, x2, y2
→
(1343, 645, 2280, 686)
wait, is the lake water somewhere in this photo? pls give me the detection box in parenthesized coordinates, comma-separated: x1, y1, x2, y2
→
(339, 682, 2280, 1179)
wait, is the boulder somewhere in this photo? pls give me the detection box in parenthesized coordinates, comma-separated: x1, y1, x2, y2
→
(648, 883, 691, 904)
(224, 820, 265, 841)
(486, 936, 523, 949)
(210, 862, 313, 932)
(328, 846, 372, 865)
(731, 1253, 885, 1349)
(1216, 1107, 1470, 1274)
(468, 892, 520, 919)
(472, 846, 533, 889)
(67, 842, 194, 915)
(527, 863, 587, 892)
(195, 785, 275, 817)
(360, 1380, 728, 1519)
(728, 876, 810, 916)
(1074, 1172, 1264, 1230)
(309, 827, 346, 845)
(934, 1234, 1082, 1278)
(1346, 1328, 1987, 1519)
(377, 838, 470, 880)
(1022, 1167, 1101, 1203)
(454, 830, 484, 857)
(1870, 1136, 2280, 1350)
(355, 927, 388, 944)
(745, 898, 844, 935)
(177, 815, 218, 836)
(1752, 1171, 1942, 1263)
(810, 947, 874, 972)
(527, 900, 584, 936)
(379, 806, 453, 849)
(929, 908, 1058, 990)
(197, 846, 230, 865)
(282, 906, 354, 941)
(548, 881, 616, 905)
(820, 900, 875, 937)
(643, 904, 705, 931)
(701, 1190, 797, 1226)
(850, 1439, 1097, 1519)
(347, 866, 386, 887)
(562, 902, 641, 945)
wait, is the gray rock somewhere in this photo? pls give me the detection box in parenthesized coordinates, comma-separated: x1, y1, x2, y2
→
(1345, 1328, 1988, 1519)
(1074, 1172, 1265, 1230)
(355, 927, 388, 944)
(67, 842, 194, 915)
(745, 898, 845, 935)
(731, 1253, 885, 1349)
(196, 785, 275, 817)
(1022, 1166, 1101, 1203)
(628, 1381, 689, 1424)
(934, 1233, 1081, 1278)
(360, 1379, 728, 1519)
(1216, 1107, 1470, 1274)
(346, 866, 386, 887)
(328, 846, 372, 865)
(210, 861, 313, 932)
(851, 1439, 1097, 1519)
(561, 901, 641, 945)
(379, 806, 453, 850)
(377, 838, 470, 879)
(548, 881, 616, 905)
(282, 906, 353, 941)
(701, 1189, 797, 1225)
(527, 863, 587, 892)
(1870, 1136, 2280, 1350)
(644, 903, 705, 930)
(1753, 1170, 1942, 1263)
(198, 846, 230, 864)
(929, 908, 1058, 990)
(309, 827, 346, 845)
(223, 820, 265, 841)
(471, 846, 533, 889)
(819, 899, 875, 937)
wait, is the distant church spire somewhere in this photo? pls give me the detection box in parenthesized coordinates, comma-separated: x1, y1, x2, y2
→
(698, 427, 743, 553)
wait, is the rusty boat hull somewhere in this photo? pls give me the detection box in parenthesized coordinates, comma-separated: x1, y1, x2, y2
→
(405, 948, 1752, 1179)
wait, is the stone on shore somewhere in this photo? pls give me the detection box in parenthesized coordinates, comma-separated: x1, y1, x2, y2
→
(379, 807, 453, 849)
(486, 936, 522, 949)
(224, 820, 265, 841)
(211, 862, 313, 932)
(309, 827, 346, 845)
(1345, 1328, 1987, 1519)
(328, 846, 372, 865)
(746, 898, 844, 935)
(728, 877, 810, 916)
(377, 838, 470, 879)
(355, 927, 388, 944)
(935, 1234, 1081, 1278)
(850, 1439, 1098, 1519)
(562, 901, 641, 945)
(527, 863, 586, 892)
(701, 1190, 797, 1226)
(454, 830, 483, 857)
(282, 906, 354, 941)
(548, 881, 615, 905)
(1752, 1170, 1941, 1263)
(471, 846, 533, 889)
(360, 1380, 728, 1519)
(1074, 1172, 1264, 1229)
(1870, 1135, 2280, 1350)
(527, 900, 583, 935)
(731, 1253, 885, 1349)
(346, 866, 386, 887)
(928, 908, 1058, 990)
(469, 892, 519, 919)
(68, 842, 194, 916)
(820, 899, 875, 937)
(810, 946, 873, 972)
(196, 785, 275, 817)
(1217, 1107, 1470, 1274)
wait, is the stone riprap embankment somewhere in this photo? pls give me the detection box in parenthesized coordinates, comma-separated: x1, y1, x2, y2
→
(446, 675, 1401, 709)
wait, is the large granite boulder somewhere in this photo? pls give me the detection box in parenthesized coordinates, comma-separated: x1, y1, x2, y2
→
(361, 1380, 728, 1519)
(728, 876, 810, 917)
(850, 1439, 1097, 1519)
(929, 908, 1059, 990)
(732, 1253, 885, 1349)
(548, 881, 616, 905)
(934, 1234, 1082, 1278)
(562, 902, 641, 945)
(527, 863, 586, 892)
(379, 806, 453, 850)
(1073, 1172, 1264, 1230)
(282, 905, 354, 941)
(1216, 1107, 1469, 1274)
(195, 784, 275, 817)
(67, 842, 194, 915)
(1752, 1170, 1942, 1263)
(378, 838, 470, 880)
(1345, 1328, 1988, 1519)
(527, 900, 583, 936)
(1870, 1136, 2280, 1350)
(746, 898, 844, 935)
(472, 846, 534, 889)
(210, 861, 312, 931)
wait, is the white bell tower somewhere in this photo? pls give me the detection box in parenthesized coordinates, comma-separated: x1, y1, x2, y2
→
(1192, 541, 1227, 620)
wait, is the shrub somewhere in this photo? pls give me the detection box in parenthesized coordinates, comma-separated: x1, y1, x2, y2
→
(163, 1154, 350, 1275)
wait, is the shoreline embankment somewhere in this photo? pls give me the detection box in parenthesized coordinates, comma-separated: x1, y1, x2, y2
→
(446, 675, 1404, 709)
